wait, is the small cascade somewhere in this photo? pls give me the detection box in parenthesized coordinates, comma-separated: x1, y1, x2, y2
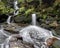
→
(0, 44, 4, 48)
(7, 16, 12, 24)
(0, 26, 9, 48)
(14, 0, 19, 16)
(4, 36, 12, 48)
(0, 33, 13, 48)
(5, 36, 12, 44)
(0, 36, 12, 48)
(14, 10, 19, 16)
(32, 14, 36, 25)
(0, 25, 9, 37)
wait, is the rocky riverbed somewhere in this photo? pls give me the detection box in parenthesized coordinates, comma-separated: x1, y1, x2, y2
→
(0, 23, 60, 48)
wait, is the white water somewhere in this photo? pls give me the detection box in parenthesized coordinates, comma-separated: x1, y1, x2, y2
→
(5, 45, 9, 48)
(7, 16, 12, 24)
(0, 1, 19, 48)
(14, 10, 19, 16)
(14, 0, 19, 16)
(19, 25, 60, 48)
(41, 45, 48, 48)
(0, 25, 11, 48)
(0, 34, 14, 48)
(0, 36, 12, 48)
(4, 36, 13, 48)
(0, 25, 9, 37)
(0, 44, 4, 48)
(14, 0, 19, 10)
(32, 14, 36, 25)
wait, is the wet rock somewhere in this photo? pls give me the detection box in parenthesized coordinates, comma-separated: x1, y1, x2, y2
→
(53, 41, 60, 48)
(40, 23, 51, 30)
(9, 39, 34, 48)
(17, 23, 29, 27)
(3, 23, 22, 34)
(14, 16, 31, 24)
(14, 16, 25, 23)
(10, 41, 33, 48)
(55, 24, 60, 35)
(49, 21, 59, 27)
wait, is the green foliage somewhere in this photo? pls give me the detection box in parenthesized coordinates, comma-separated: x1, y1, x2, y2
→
(0, 2, 6, 14)
(0, 0, 60, 20)
(25, 8, 34, 15)
(0, 1, 14, 14)
(19, 7, 25, 13)
(42, 14, 47, 20)
(18, 0, 25, 3)
(18, 0, 33, 3)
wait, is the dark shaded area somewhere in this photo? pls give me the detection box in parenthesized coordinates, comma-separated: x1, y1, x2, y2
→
(0, 14, 8, 23)
(14, 15, 31, 24)
(42, 0, 55, 7)
(27, 1, 40, 8)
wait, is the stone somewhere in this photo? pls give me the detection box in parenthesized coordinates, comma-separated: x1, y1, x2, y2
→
(3, 23, 22, 34)
(9, 39, 34, 48)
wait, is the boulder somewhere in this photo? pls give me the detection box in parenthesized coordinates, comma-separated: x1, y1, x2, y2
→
(14, 15, 31, 24)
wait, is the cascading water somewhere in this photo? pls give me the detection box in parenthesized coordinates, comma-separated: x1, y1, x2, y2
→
(19, 25, 60, 48)
(0, 25, 10, 37)
(19, 14, 58, 48)
(0, 44, 4, 48)
(0, 32, 14, 48)
(0, 35, 13, 48)
(14, 0, 19, 10)
(4, 36, 13, 48)
(0, 0, 19, 48)
(14, 0, 19, 16)
(32, 14, 36, 25)
(7, 16, 12, 24)
(0, 25, 12, 48)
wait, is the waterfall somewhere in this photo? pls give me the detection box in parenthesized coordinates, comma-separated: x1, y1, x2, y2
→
(7, 16, 12, 24)
(14, 0, 19, 16)
(32, 14, 36, 25)
(14, 0, 19, 10)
